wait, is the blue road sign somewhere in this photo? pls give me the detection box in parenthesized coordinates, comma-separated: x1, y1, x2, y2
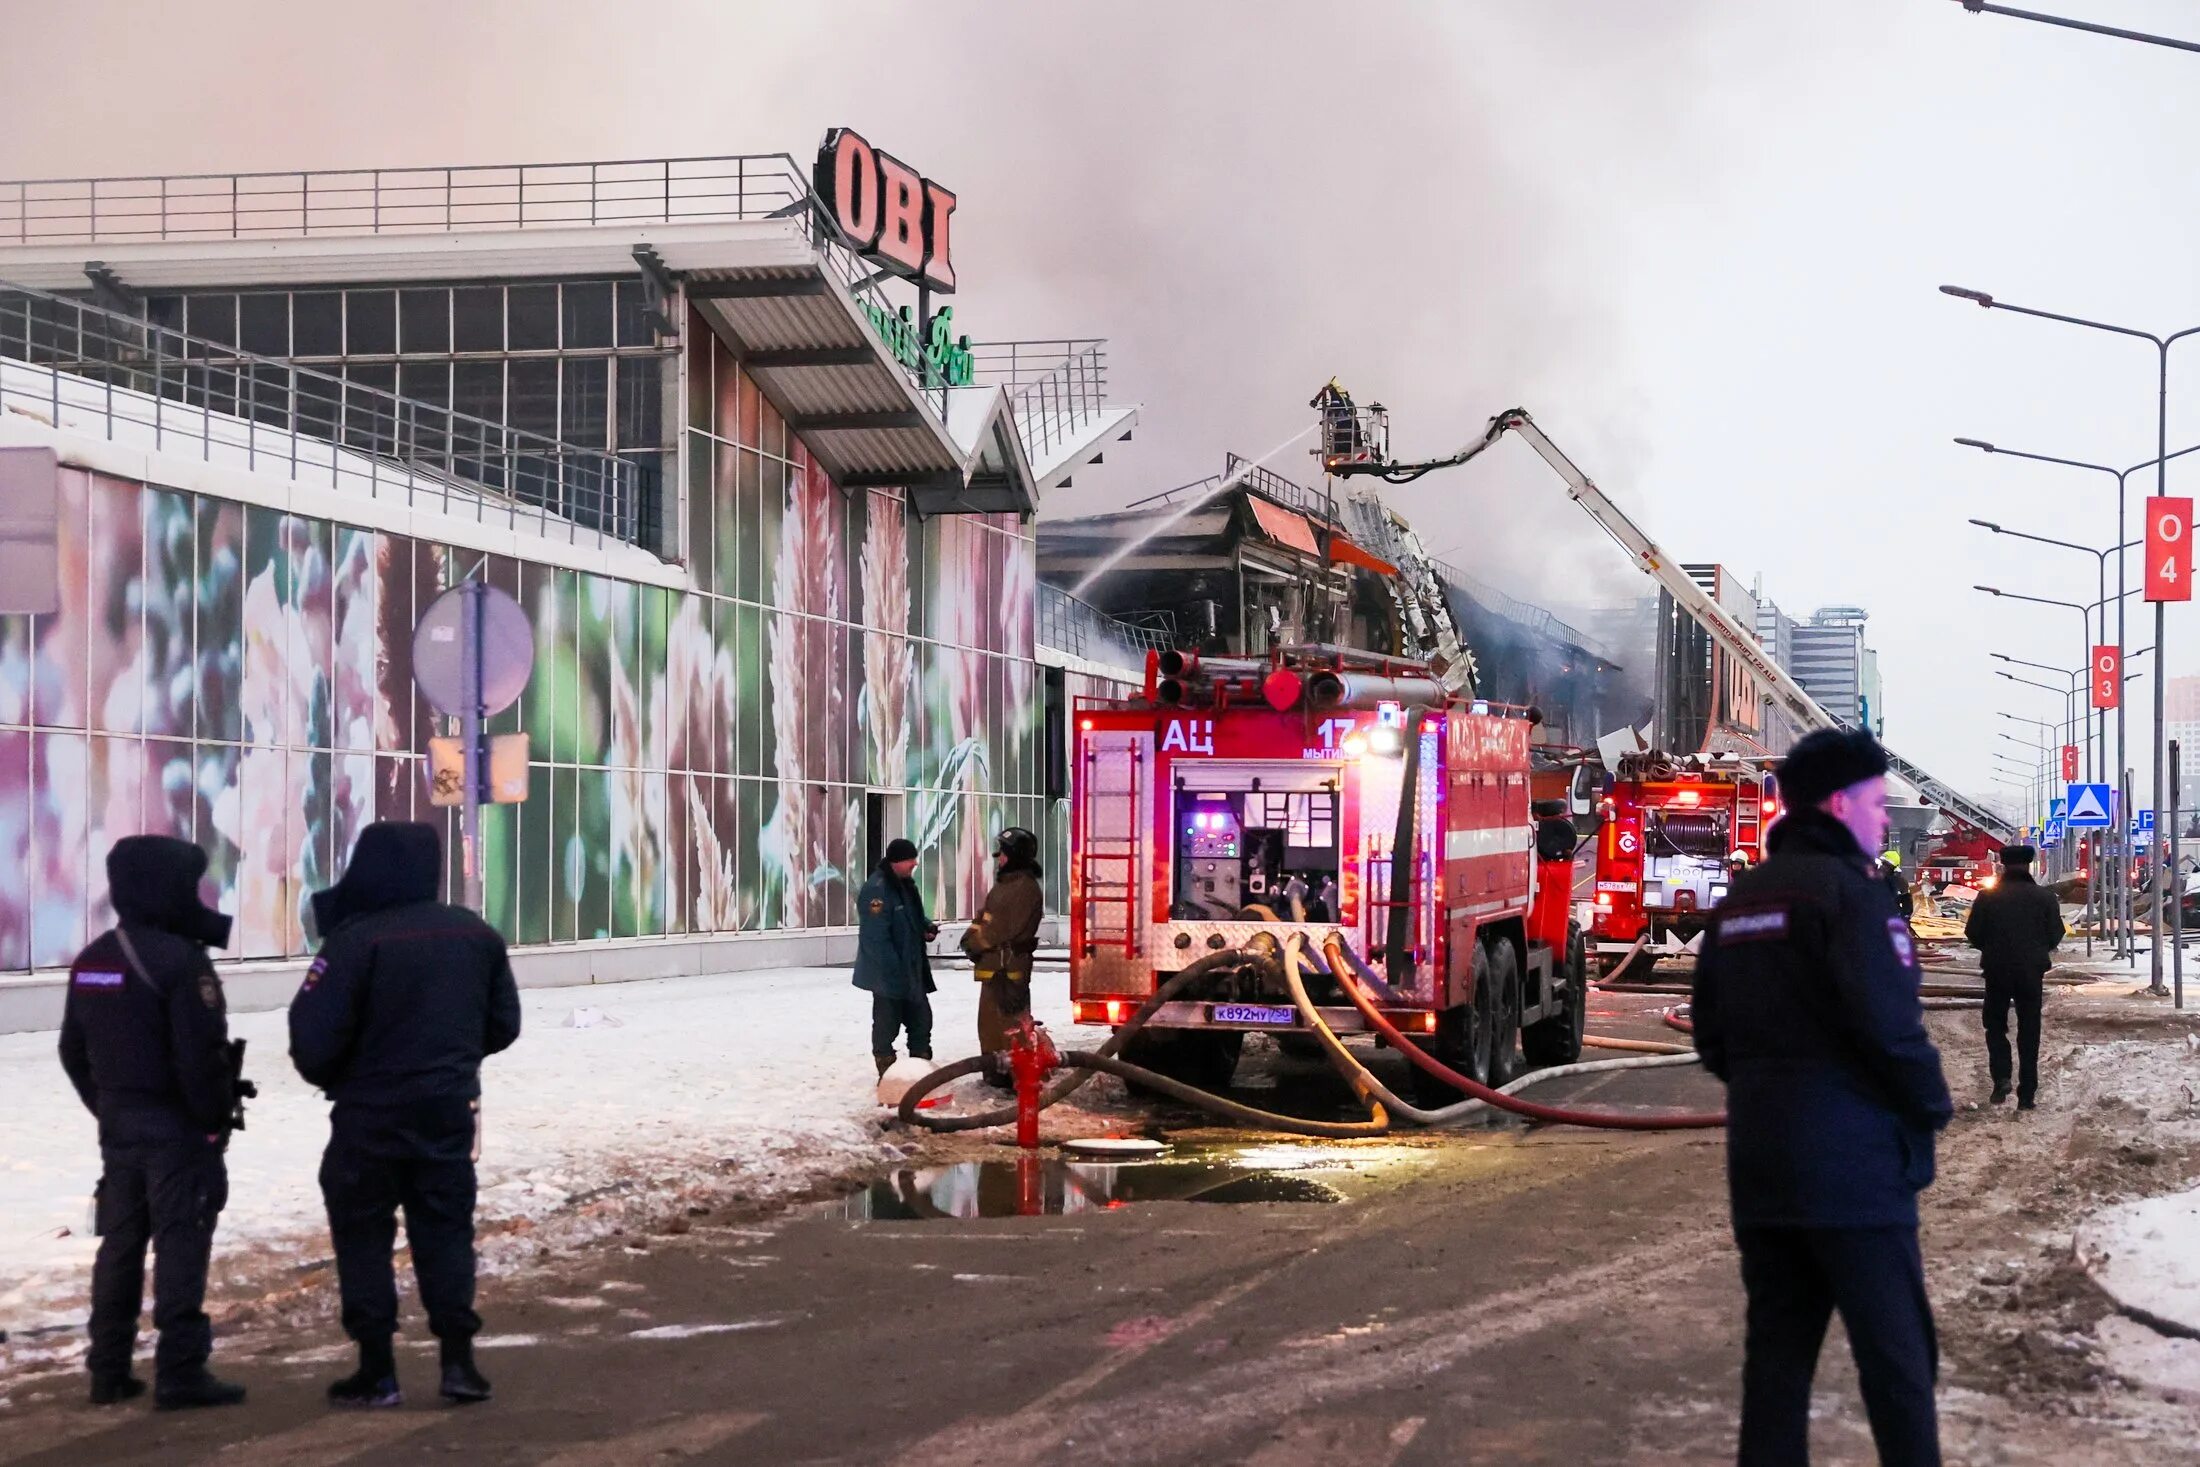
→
(2066, 784, 2114, 828)
(2042, 817, 2065, 850)
(2050, 798, 2068, 821)
(2137, 809, 2157, 834)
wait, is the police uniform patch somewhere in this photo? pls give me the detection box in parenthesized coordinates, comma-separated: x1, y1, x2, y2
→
(1718, 908, 1790, 943)
(198, 972, 223, 1011)
(868, 898, 886, 916)
(1887, 916, 1917, 968)
(301, 956, 328, 992)
(73, 969, 125, 990)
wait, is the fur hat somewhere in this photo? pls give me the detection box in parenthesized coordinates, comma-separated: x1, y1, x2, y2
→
(1776, 728, 1891, 811)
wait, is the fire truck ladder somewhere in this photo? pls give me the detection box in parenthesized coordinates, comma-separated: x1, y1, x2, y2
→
(1329, 407, 2016, 842)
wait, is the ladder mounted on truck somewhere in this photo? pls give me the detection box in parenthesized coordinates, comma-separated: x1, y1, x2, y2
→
(1324, 404, 2015, 842)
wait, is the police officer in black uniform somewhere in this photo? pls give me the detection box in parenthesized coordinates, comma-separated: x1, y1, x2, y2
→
(1964, 844, 2063, 1109)
(1692, 728, 1952, 1466)
(289, 822, 521, 1408)
(58, 836, 249, 1410)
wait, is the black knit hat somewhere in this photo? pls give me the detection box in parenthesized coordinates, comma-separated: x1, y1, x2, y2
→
(2000, 844, 2036, 868)
(883, 837, 919, 864)
(1776, 727, 1891, 811)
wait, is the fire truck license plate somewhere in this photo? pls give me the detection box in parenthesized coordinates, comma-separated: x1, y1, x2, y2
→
(1212, 1004, 1297, 1026)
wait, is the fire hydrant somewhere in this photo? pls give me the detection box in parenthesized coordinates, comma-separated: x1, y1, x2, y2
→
(1007, 1014, 1061, 1150)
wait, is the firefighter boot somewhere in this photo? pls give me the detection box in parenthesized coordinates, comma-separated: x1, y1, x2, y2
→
(440, 1337, 492, 1404)
(327, 1335, 402, 1408)
(153, 1369, 247, 1411)
(88, 1374, 146, 1406)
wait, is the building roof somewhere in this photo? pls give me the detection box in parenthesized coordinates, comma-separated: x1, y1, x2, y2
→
(0, 153, 1137, 520)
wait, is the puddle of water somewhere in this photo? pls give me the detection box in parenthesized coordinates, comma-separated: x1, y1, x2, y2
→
(828, 1155, 1348, 1220)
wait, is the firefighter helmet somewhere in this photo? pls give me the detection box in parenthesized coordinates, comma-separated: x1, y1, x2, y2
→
(994, 826, 1040, 868)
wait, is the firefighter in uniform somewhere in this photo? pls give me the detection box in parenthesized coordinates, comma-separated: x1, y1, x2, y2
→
(962, 827, 1046, 1089)
(58, 836, 249, 1410)
(1881, 850, 1915, 919)
(289, 822, 522, 1408)
(1691, 728, 1952, 1466)
(853, 837, 938, 1076)
(1963, 844, 2063, 1109)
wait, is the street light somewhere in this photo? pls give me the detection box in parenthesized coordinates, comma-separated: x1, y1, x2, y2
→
(1957, 439, 2200, 764)
(1947, 1, 2200, 57)
(1944, 290, 2200, 995)
(1975, 579, 2149, 947)
(1971, 525, 2142, 783)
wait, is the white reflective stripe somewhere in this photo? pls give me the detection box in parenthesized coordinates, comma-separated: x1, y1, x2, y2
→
(1444, 826, 1533, 860)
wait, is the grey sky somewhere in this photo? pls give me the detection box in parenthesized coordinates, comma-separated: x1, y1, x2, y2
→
(3, 0, 2196, 811)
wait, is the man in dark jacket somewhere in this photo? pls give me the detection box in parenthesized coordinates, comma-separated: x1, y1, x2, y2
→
(58, 836, 249, 1411)
(1693, 728, 1952, 1467)
(289, 822, 521, 1409)
(1964, 844, 2063, 1109)
(853, 837, 938, 1076)
(962, 826, 1046, 1089)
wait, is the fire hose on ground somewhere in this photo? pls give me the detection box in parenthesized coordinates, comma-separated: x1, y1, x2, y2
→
(897, 931, 1726, 1138)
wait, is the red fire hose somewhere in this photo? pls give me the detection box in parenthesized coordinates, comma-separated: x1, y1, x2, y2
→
(1321, 936, 1727, 1131)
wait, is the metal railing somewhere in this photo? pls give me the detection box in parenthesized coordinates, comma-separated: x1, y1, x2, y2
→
(970, 340, 1110, 467)
(0, 154, 814, 244)
(1126, 453, 1331, 521)
(0, 280, 653, 548)
(1434, 557, 1615, 664)
(1037, 581, 1173, 670)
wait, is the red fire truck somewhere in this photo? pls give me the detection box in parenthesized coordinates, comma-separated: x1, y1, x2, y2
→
(1590, 750, 1777, 980)
(1068, 648, 1589, 1103)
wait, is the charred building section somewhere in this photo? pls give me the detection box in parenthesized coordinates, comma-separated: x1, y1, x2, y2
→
(1037, 456, 1632, 752)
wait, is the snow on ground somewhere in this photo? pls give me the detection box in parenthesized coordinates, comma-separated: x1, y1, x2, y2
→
(0, 962, 1080, 1365)
(2082, 1186, 2200, 1339)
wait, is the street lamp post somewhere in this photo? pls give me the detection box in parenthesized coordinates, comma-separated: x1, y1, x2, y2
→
(1971, 523, 2138, 778)
(1960, 439, 2200, 966)
(1996, 686, 2078, 838)
(1945, 289, 2200, 995)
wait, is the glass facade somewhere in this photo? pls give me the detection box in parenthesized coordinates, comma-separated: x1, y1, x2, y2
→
(0, 308, 1043, 970)
(130, 280, 670, 544)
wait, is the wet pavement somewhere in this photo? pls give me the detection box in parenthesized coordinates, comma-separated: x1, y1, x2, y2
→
(830, 1151, 1353, 1220)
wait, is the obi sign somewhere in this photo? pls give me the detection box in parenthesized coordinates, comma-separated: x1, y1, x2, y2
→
(2092, 644, 2122, 710)
(2146, 496, 2194, 601)
(815, 128, 958, 293)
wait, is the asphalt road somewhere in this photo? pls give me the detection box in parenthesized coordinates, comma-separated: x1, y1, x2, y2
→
(2, 993, 2189, 1466)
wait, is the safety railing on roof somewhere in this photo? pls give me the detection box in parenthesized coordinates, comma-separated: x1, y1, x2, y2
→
(1432, 557, 1614, 664)
(0, 155, 816, 244)
(0, 280, 654, 549)
(966, 340, 1110, 469)
(0, 154, 955, 425)
(1037, 581, 1173, 670)
(1125, 453, 1331, 522)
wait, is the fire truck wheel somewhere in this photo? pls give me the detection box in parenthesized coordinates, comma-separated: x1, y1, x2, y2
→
(1487, 937, 1524, 1088)
(1409, 945, 1495, 1106)
(1523, 927, 1588, 1068)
